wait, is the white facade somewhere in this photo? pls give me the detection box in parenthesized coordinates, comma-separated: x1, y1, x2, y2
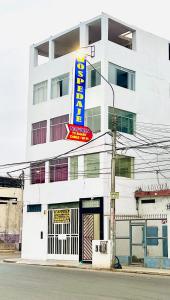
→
(22, 13, 170, 261)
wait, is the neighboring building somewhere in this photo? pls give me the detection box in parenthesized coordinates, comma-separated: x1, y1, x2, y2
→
(0, 177, 23, 250)
(22, 13, 170, 263)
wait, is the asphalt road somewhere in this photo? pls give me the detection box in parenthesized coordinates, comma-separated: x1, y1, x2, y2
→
(0, 263, 170, 300)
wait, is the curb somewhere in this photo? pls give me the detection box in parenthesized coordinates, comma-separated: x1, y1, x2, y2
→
(3, 259, 170, 277)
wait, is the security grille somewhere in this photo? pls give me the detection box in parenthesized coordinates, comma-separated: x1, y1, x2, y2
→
(48, 208, 79, 255)
(82, 214, 94, 261)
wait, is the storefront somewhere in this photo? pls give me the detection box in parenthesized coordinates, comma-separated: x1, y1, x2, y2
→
(47, 197, 103, 262)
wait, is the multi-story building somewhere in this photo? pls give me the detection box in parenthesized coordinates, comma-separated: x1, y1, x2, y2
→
(22, 13, 170, 263)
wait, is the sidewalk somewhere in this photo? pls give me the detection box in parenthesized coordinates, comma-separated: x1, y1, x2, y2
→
(3, 257, 170, 276)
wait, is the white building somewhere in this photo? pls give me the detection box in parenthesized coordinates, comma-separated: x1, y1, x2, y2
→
(22, 13, 170, 263)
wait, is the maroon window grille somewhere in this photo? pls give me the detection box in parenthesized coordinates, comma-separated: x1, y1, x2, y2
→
(50, 115, 69, 141)
(32, 120, 47, 145)
(49, 158, 68, 182)
(31, 162, 45, 184)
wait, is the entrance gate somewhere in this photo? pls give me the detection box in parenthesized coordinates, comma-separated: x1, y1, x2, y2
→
(48, 208, 79, 260)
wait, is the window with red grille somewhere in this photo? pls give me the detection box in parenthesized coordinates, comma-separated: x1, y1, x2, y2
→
(50, 115, 69, 141)
(32, 120, 47, 145)
(49, 158, 68, 182)
(30, 162, 45, 184)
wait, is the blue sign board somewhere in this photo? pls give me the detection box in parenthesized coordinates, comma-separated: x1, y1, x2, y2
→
(73, 57, 86, 126)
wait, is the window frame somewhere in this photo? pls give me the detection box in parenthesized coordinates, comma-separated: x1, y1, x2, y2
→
(33, 80, 48, 105)
(50, 114, 69, 142)
(85, 106, 101, 133)
(31, 120, 47, 145)
(108, 62, 135, 91)
(87, 62, 101, 88)
(84, 153, 100, 178)
(51, 73, 69, 99)
(30, 162, 45, 184)
(108, 107, 136, 135)
(49, 158, 68, 182)
(70, 156, 78, 180)
(115, 155, 134, 178)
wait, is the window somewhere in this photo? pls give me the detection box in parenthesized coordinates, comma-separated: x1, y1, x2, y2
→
(146, 226, 158, 246)
(50, 114, 69, 141)
(115, 155, 134, 178)
(30, 163, 45, 184)
(70, 156, 78, 180)
(85, 107, 101, 133)
(108, 63, 135, 90)
(84, 153, 100, 178)
(49, 158, 68, 182)
(32, 120, 47, 145)
(51, 73, 69, 98)
(27, 204, 42, 212)
(33, 80, 48, 104)
(87, 62, 101, 88)
(141, 199, 155, 204)
(108, 107, 136, 134)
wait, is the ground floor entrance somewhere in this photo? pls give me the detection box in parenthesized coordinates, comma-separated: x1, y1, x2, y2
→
(47, 203, 79, 260)
(79, 197, 103, 262)
(47, 198, 103, 262)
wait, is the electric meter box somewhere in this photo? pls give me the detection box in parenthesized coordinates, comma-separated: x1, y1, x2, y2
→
(92, 240, 112, 269)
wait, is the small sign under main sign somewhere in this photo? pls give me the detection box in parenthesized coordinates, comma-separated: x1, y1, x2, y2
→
(66, 124, 93, 142)
(53, 209, 70, 224)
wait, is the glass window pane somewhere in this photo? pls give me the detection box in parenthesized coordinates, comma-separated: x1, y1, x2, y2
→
(33, 81, 47, 104)
(49, 158, 68, 182)
(70, 156, 78, 180)
(32, 120, 47, 145)
(85, 107, 101, 133)
(108, 107, 135, 135)
(115, 155, 134, 178)
(108, 62, 135, 91)
(51, 73, 69, 99)
(50, 114, 69, 141)
(87, 62, 101, 88)
(84, 153, 100, 178)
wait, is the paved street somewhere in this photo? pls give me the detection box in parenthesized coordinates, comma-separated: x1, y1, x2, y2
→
(0, 264, 170, 300)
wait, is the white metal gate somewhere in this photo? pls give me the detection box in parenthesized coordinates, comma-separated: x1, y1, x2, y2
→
(48, 208, 79, 260)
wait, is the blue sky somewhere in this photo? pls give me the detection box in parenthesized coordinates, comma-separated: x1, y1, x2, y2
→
(0, 0, 170, 174)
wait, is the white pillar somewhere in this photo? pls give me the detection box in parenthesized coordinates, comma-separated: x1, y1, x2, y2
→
(49, 38, 54, 61)
(29, 45, 38, 68)
(101, 13, 108, 42)
(80, 23, 88, 48)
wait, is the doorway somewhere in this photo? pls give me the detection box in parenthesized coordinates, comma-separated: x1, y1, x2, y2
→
(130, 222, 146, 264)
(79, 197, 103, 262)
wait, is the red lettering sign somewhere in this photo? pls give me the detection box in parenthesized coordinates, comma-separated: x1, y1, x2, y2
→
(66, 124, 93, 142)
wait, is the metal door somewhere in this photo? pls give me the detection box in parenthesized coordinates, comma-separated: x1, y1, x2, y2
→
(48, 208, 79, 259)
(130, 223, 146, 264)
(82, 214, 94, 261)
(82, 213, 100, 261)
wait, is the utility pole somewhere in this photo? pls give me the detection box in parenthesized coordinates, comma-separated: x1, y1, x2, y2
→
(79, 52, 116, 268)
(19, 170, 24, 251)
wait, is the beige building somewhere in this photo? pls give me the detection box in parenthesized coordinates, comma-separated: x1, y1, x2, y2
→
(0, 177, 23, 250)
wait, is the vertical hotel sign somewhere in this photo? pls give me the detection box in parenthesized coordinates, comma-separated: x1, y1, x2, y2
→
(73, 56, 86, 126)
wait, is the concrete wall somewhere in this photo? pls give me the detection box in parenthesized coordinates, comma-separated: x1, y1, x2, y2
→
(0, 187, 22, 247)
